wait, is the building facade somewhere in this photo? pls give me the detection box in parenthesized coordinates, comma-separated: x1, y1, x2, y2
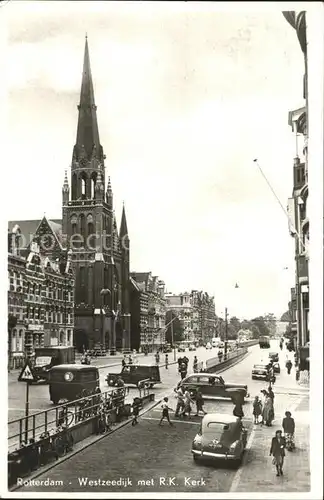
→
(8, 229, 75, 369)
(130, 272, 166, 351)
(284, 11, 310, 369)
(165, 290, 217, 343)
(8, 37, 131, 354)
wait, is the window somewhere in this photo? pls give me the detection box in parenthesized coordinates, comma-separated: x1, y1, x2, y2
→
(186, 376, 198, 383)
(197, 376, 210, 384)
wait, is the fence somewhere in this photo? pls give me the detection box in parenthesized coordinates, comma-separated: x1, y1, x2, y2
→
(206, 347, 248, 370)
(8, 387, 129, 453)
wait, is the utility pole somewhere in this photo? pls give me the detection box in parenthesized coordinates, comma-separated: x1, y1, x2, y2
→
(224, 307, 228, 360)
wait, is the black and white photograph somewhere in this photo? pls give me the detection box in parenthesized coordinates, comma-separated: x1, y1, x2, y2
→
(2, 1, 323, 497)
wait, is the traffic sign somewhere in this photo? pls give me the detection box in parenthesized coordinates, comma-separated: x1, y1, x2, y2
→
(18, 362, 36, 382)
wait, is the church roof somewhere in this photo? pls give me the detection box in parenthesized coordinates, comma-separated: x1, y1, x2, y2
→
(8, 219, 62, 249)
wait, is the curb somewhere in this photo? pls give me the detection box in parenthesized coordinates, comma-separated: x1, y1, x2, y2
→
(9, 397, 161, 492)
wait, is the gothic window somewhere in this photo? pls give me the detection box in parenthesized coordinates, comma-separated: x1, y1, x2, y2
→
(72, 173, 77, 200)
(91, 172, 97, 199)
(79, 214, 86, 239)
(87, 222, 95, 250)
(80, 172, 87, 199)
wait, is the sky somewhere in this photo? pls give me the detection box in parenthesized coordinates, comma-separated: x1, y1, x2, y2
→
(2, 1, 307, 319)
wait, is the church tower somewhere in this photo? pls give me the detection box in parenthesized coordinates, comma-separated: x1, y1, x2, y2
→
(62, 37, 131, 354)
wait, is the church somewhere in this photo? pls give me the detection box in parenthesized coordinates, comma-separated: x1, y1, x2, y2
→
(9, 37, 131, 355)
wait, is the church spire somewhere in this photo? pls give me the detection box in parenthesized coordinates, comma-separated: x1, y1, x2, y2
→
(74, 36, 102, 162)
(120, 202, 128, 239)
(106, 176, 113, 208)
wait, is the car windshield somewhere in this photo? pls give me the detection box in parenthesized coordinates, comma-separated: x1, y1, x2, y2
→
(253, 365, 267, 369)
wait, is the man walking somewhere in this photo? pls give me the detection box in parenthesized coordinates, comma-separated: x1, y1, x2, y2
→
(193, 355, 198, 373)
(165, 353, 169, 369)
(195, 389, 207, 416)
(174, 387, 185, 418)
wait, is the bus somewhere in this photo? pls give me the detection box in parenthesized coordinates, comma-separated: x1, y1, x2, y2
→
(259, 336, 270, 349)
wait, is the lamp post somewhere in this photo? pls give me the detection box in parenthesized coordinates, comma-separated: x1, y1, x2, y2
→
(100, 288, 110, 351)
(224, 307, 229, 360)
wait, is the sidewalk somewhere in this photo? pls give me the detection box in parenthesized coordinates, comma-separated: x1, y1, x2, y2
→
(232, 394, 310, 493)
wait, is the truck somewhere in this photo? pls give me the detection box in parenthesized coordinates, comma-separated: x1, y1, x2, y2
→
(32, 346, 76, 383)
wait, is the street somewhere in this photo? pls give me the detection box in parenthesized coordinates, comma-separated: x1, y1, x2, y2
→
(14, 341, 310, 493)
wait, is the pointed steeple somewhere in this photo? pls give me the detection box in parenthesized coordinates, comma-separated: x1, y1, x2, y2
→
(120, 202, 128, 239)
(62, 170, 69, 192)
(106, 176, 113, 207)
(74, 36, 102, 161)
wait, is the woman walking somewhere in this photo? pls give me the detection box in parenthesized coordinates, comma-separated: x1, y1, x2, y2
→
(262, 394, 274, 426)
(282, 411, 295, 450)
(270, 430, 286, 476)
(252, 396, 262, 424)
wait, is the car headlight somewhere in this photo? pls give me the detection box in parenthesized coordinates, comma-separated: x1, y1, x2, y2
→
(229, 440, 238, 452)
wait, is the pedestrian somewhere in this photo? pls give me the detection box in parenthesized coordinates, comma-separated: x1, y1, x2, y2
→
(165, 353, 169, 369)
(128, 354, 133, 365)
(179, 362, 187, 380)
(183, 389, 194, 419)
(131, 397, 141, 426)
(263, 394, 274, 426)
(155, 352, 160, 365)
(159, 397, 174, 426)
(252, 395, 262, 424)
(122, 355, 127, 369)
(282, 411, 295, 450)
(217, 349, 223, 363)
(132, 349, 138, 365)
(233, 402, 244, 419)
(193, 355, 198, 373)
(286, 359, 292, 375)
(174, 387, 185, 417)
(202, 359, 207, 373)
(270, 430, 286, 476)
(268, 385, 275, 403)
(195, 388, 207, 416)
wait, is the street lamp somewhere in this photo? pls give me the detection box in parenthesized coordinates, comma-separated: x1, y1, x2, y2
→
(100, 288, 110, 351)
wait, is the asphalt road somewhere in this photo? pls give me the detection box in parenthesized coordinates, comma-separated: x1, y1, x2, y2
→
(15, 340, 305, 493)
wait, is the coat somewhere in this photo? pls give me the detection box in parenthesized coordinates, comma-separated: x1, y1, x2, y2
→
(270, 436, 286, 457)
(282, 417, 295, 434)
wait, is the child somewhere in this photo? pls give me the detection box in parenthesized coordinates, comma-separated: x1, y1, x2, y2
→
(159, 397, 174, 426)
(132, 397, 142, 426)
(252, 395, 262, 424)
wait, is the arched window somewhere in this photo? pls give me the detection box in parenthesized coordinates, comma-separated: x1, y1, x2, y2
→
(79, 214, 85, 239)
(80, 172, 87, 199)
(87, 223, 95, 249)
(72, 173, 77, 199)
(91, 173, 97, 198)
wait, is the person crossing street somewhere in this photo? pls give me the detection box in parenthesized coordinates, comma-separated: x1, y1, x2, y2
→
(165, 353, 169, 369)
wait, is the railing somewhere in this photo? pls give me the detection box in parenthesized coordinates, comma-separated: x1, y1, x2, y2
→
(206, 347, 248, 370)
(137, 379, 151, 399)
(8, 387, 129, 454)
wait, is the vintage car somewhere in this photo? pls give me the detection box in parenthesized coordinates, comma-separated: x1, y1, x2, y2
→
(106, 364, 161, 388)
(191, 413, 248, 464)
(177, 345, 186, 352)
(272, 362, 281, 374)
(269, 352, 279, 362)
(48, 364, 100, 404)
(177, 373, 249, 401)
(205, 342, 212, 350)
(251, 363, 270, 380)
(188, 344, 196, 351)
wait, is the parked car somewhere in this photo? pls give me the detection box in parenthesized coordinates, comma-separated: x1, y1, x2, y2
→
(176, 373, 249, 401)
(205, 342, 212, 350)
(48, 364, 100, 405)
(272, 362, 280, 374)
(191, 413, 248, 465)
(269, 352, 279, 362)
(189, 345, 196, 351)
(177, 345, 186, 352)
(251, 363, 271, 380)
